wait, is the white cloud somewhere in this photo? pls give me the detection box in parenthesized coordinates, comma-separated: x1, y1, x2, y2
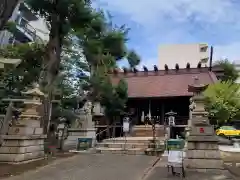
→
(98, 0, 240, 27)
(98, 0, 240, 66)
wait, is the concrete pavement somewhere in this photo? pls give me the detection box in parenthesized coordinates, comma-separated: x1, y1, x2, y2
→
(145, 167, 235, 180)
(2, 154, 157, 180)
(144, 156, 237, 180)
(2, 153, 237, 180)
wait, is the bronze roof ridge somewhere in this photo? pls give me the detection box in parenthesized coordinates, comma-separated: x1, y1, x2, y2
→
(112, 70, 211, 79)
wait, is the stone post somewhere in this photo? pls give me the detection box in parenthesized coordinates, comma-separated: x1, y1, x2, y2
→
(83, 101, 96, 146)
(165, 110, 177, 139)
(184, 77, 224, 172)
(0, 84, 46, 163)
(184, 98, 196, 149)
(57, 117, 68, 150)
(64, 101, 96, 150)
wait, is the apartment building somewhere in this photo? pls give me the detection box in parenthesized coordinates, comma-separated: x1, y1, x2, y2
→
(234, 64, 240, 84)
(0, 2, 49, 46)
(158, 44, 210, 70)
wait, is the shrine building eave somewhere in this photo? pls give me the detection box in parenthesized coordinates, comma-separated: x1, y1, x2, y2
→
(110, 67, 218, 98)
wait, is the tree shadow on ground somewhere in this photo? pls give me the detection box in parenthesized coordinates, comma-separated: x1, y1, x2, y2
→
(0, 152, 75, 179)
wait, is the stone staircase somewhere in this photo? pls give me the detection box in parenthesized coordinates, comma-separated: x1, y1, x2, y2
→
(95, 137, 165, 156)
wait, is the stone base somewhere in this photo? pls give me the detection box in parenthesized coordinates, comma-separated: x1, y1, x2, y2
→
(184, 159, 224, 170)
(64, 128, 96, 150)
(185, 137, 224, 171)
(8, 126, 43, 135)
(0, 135, 46, 163)
(132, 125, 165, 137)
(186, 149, 222, 159)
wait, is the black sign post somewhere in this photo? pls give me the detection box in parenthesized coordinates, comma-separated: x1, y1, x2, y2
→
(165, 111, 177, 139)
(123, 117, 130, 151)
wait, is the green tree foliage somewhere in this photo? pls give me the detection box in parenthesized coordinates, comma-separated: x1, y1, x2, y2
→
(74, 11, 136, 135)
(1, 21, 17, 34)
(204, 81, 240, 125)
(77, 12, 134, 105)
(100, 78, 128, 119)
(26, 0, 94, 86)
(127, 49, 141, 69)
(0, 43, 45, 96)
(99, 77, 128, 140)
(0, 1, 140, 131)
(215, 59, 239, 82)
(0, 41, 87, 125)
(77, 11, 128, 71)
(98, 77, 128, 137)
(26, 0, 97, 135)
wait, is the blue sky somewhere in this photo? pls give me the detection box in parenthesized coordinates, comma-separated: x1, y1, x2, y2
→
(96, 0, 240, 69)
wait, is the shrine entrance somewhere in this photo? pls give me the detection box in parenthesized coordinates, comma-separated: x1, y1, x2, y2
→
(127, 96, 190, 126)
(94, 96, 190, 139)
(126, 96, 190, 138)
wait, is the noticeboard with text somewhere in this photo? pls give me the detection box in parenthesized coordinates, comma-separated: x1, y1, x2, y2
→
(77, 138, 92, 151)
(166, 139, 185, 150)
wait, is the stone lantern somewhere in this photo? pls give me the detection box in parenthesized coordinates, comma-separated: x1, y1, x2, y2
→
(20, 83, 44, 119)
(188, 77, 208, 122)
(184, 77, 224, 172)
(185, 77, 209, 140)
(0, 83, 46, 163)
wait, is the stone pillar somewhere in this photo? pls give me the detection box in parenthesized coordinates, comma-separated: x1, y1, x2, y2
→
(0, 84, 46, 163)
(184, 98, 195, 148)
(184, 77, 224, 172)
(64, 101, 96, 150)
(83, 101, 96, 142)
(165, 110, 177, 139)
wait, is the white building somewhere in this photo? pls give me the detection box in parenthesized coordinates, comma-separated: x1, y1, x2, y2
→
(0, 2, 49, 46)
(234, 64, 240, 84)
(158, 43, 210, 70)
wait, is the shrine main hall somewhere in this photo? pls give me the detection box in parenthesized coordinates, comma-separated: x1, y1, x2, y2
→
(110, 65, 218, 129)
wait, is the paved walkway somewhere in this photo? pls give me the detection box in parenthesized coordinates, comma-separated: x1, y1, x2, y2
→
(2, 153, 238, 180)
(2, 154, 157, 180)
(145, 157, 237, 180)
(146, 167, 235, 180)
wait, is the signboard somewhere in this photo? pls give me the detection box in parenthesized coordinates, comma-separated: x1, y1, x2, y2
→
(58, 130, 63, 137)
(166, 139, 185, 150)
(123, 121, 130, 133)
(168, 150, 185, 164)
(168, 116, 175, 126)
(77, 138, 92, 151)
(123, 117, 130, 133)
(199, 127, 205, 133)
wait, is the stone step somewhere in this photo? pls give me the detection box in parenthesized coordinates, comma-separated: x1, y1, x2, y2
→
(97, 142, 148, 149)
(102, 137, 165, 144)
(103, 139, 150, 144)
(95, 147, 145, 155)
(95, 146, 165, 156)
(145, 148, 165, 156)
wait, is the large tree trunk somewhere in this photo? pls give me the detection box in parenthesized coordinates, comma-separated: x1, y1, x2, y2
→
(43, 0, 62, 134)
(0, 0, 19, 30)
(43, 0, 63, 153)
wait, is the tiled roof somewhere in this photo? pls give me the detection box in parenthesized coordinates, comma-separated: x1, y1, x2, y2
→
(111, 68, 218, 98)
